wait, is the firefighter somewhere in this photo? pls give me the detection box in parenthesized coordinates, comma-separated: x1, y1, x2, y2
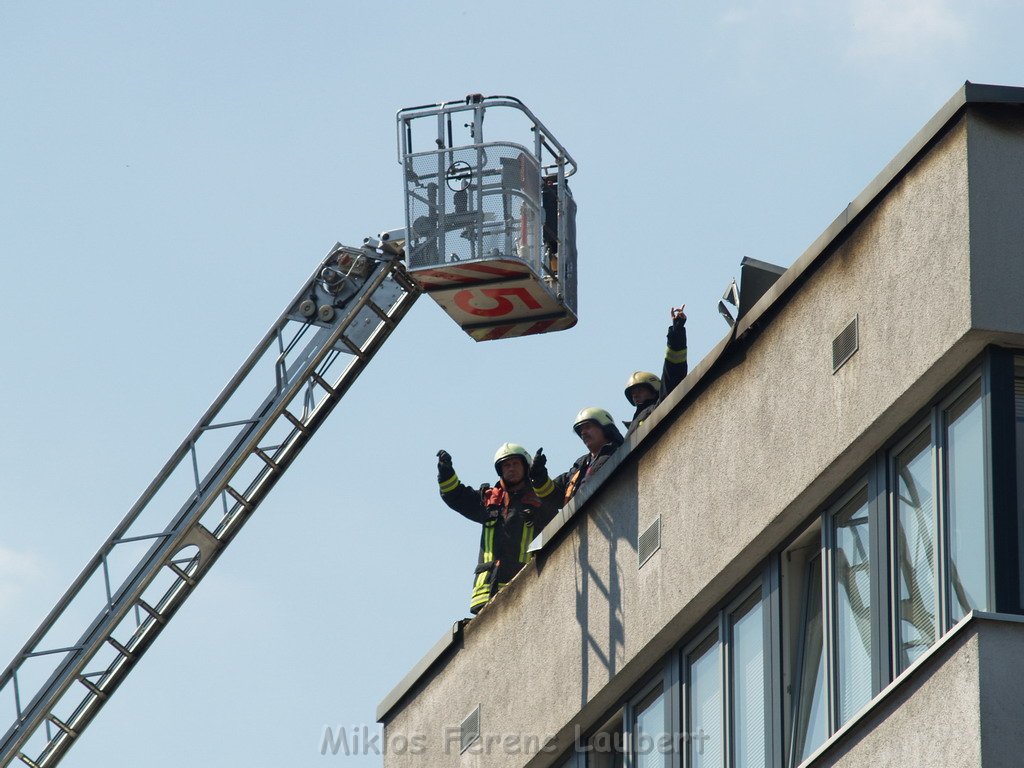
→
(553, 408, 625, 507)
(623, 305, 688, 437)
(437, 443, 560, 614)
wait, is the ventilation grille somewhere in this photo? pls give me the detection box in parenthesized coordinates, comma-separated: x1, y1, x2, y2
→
(638, 516, 662, 568)
(460, 705, 481, 753)
(832, 316, 859, 373)
(1015, 378, 1024, 419)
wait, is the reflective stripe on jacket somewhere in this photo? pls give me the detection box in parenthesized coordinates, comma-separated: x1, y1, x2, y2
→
(440, 475, 559, 613)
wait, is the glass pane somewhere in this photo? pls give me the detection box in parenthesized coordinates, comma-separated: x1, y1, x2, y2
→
(946, 382, 989, 621)
(794, 555, 827, 764)
(894, 429, 937, 671)
(635, 686, 668, 768)
(688, 635, 723, 768)
(834, 489, 873, 725)
(731, 597, 766, 768)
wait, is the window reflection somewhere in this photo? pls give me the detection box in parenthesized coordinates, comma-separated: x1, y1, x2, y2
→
(688, 635, 723, 768)
(793, 554, 827, 764)
(730, 596, 766, 768)
(945, 382, 989, 621)
(895, 430, 936, 671)
(634, 686, 667, 768)
(833, 489, 872, 725)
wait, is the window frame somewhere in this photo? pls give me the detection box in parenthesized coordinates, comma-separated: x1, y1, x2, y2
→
(887, 418, 939, 675)
(823, 481, 874, 730)
(725, 584, 770, 768)
(938, 374, 993, 626)
(554, 348, 1020, 768)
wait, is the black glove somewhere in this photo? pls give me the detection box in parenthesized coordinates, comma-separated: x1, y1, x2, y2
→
(529, 448, 548, 485)
(436, 450, 455, 482)
(667, 312, 687, 348)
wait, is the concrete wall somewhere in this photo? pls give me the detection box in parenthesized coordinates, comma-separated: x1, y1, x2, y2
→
(380, 106, 1024, 768)
(968, 107, 1024, 338)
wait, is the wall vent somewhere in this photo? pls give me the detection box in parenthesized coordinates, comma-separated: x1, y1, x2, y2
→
(832, 316, 859, 373)
(638, 516, 662, 568)
(460, 705, 481, 753)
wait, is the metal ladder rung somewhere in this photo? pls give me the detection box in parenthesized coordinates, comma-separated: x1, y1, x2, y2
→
(45, 716, 76, 739)
(166, 561, 197, 587)
(226, 486, 253, 511)
(105, 637, 135, 662)
(364, 298, 395, 328)
(309, 372, 338, 396)
(253, 448, 279, 471)
(336, 334, 367, 359)
(17, 753, 41, 768)
(282, 410, 310, 434)
(136, 600, 166, 625)
(76, 675, 107, 701)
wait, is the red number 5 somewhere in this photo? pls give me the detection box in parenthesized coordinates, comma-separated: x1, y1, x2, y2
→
(453, 287, 542, 317)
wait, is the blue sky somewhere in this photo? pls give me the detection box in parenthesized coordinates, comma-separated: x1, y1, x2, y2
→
(2, 2, 1022, 766)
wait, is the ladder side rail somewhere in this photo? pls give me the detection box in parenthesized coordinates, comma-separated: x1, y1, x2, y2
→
(0, 254, 418, 767)
(28, 264, 422, 768)
(0, 255, 334, 695)
(211, 263, 422, 545)
(34, 267, 421, 768)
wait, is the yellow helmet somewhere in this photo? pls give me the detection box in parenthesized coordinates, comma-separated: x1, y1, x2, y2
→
(493, 442, 531, 474)
(624, 371, 660, 403)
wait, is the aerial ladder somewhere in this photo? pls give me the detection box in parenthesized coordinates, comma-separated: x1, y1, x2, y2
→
(0, 94, 576, 767)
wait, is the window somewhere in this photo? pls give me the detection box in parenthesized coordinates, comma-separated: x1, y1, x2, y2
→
(634, 684, 669, 768)
(563, 356, 1007, 768)
(730, 593, 767, 767)
(831, 487, 873, 725)
(944, 381, 989, 622)
(790, 553, 826, 765)
(892, 428, 937, 672)
(686, 632, 723, 768)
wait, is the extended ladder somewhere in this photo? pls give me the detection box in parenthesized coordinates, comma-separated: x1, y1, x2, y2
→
(0, 242, 420, 767)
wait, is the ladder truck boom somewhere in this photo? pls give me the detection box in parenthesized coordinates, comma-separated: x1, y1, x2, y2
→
(0, 94, 577, 768)
(0, 243, 419, 767)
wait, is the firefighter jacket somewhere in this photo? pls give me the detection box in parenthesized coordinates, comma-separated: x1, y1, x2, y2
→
(439, 474, 560, 614)
(626, 315, 688, 437)
(553, 440, 621, 508)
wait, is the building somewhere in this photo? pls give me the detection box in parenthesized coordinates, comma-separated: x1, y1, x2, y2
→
(375, 82, 1024, 767)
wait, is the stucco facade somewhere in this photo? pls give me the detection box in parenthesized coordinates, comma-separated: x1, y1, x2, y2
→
(378, 84, 1024, 767)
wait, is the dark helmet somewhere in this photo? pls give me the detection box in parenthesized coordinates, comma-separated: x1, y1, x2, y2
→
(624, 371, 661, 404)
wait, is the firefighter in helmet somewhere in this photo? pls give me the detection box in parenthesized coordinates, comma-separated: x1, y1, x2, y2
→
(624, 305, 688, 437)
(552, 408, 625, 507)
(437, 442, 560, 614)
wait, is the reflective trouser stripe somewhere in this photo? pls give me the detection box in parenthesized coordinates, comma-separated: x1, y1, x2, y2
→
(519, 523, 534, 564)
(470, 522, 496, 609)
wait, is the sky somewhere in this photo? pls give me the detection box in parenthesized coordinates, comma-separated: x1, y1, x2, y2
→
(1, 1, 1023, 766)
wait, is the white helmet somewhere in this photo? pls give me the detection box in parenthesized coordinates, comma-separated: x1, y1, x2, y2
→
(493, 442, 531, 475)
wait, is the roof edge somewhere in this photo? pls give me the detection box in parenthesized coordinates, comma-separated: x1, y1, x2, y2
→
(376, 619, 467, 723)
